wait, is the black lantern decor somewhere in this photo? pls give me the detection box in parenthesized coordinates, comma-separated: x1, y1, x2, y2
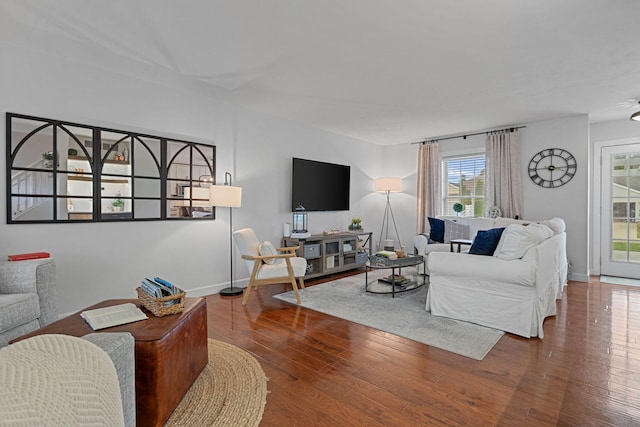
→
(291, 204, 310, 238)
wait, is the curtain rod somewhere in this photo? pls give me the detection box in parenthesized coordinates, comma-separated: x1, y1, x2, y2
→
(413, 125, 526, 144)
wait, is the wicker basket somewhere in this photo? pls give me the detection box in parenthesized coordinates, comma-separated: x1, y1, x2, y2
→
(136, 287, 186, 317)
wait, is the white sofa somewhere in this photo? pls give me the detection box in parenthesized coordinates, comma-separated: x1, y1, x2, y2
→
(425, 218, 567, 338)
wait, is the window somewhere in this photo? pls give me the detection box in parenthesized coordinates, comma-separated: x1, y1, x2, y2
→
(7, 113, 216, 223)
(442, 154, 485, 217)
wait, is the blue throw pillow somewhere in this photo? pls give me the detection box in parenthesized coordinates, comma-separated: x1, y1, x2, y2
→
(428, 217, 445, 243)
(469, 227, 505, 256)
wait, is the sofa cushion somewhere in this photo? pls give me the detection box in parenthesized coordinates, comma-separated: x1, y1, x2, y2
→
(0, 294, 40, 334)
(428, 217, 445, 243)
(443, 220, 470, 243)
(494, 223, 554, 260)
(469, 227, 505, 256)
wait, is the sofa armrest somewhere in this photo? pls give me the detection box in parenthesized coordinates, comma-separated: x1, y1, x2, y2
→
(0, 258, 58, 327)
(83, 332, 135, 427)
(413, 234, 429, 255)
(34, 260, 57, 326)
(522, 232, 567, 298)
(0, 259, 57, 326)
(0, 260, 41, 294)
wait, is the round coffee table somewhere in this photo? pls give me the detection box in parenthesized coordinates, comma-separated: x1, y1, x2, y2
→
(365, 254, 426, 297)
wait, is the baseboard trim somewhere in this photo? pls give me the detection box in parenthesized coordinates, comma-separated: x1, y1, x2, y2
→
(186, 278, 250, 297)
(569, 273, 589, 283)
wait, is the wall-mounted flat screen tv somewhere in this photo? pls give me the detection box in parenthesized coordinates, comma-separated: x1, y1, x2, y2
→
(291, 158, 350, 211)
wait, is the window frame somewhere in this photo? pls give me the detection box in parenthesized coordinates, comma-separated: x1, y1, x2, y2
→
(441, 151, 486, 217)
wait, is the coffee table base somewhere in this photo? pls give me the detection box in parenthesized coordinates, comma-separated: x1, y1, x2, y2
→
(365, 257, 426, 297)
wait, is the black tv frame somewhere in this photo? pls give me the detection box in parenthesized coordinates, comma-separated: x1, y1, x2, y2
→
(291, 157, 350, 212)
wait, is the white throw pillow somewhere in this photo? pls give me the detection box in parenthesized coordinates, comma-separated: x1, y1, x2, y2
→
(494, 223, 554, 260)
(259, 241, 280, 265)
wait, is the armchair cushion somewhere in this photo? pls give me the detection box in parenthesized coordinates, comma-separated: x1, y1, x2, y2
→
(259, 241, 280, 265)
(256, 257, 307, 280)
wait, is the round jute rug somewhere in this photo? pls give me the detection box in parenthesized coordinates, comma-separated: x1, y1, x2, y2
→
(165, 339, 268, 427)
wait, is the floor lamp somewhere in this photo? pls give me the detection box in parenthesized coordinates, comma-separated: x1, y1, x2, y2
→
(209, 172, 243, 297)
(374, 177, 402, 251)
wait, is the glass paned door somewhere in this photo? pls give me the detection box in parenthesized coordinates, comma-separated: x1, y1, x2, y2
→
(601, 144, 640, 279)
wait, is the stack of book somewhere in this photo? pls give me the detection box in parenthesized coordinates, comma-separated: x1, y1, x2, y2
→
(140, 277, 182, 306)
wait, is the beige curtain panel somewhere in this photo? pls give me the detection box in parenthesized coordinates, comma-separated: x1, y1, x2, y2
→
(416, 141, 440, 233)
(485, 131, 522, 219)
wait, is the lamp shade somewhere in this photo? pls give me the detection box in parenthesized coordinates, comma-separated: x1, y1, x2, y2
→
(209, 185, 242, 208)
(183, 187, 211, 207)
(374, 177, 402, 193)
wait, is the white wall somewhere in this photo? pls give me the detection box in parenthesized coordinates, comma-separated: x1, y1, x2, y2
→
(0, 41, 387, 314)
(521, 116, 590, 281)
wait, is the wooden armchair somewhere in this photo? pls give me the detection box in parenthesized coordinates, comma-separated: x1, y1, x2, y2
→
(233, 228, 307, 305)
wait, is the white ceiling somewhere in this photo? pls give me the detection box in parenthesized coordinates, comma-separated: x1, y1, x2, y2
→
(3, 0, 640, 145)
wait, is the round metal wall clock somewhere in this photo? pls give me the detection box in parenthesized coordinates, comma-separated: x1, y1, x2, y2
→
(528, 148, 577, 188)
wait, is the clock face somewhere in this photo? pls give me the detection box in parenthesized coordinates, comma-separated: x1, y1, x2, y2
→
(528, 148, 577, 188)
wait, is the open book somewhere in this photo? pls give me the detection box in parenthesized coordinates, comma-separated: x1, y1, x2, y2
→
(81, 303, 148, 330)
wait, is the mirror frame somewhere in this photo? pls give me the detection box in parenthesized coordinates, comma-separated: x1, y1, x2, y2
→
(6, 113, 216, 223)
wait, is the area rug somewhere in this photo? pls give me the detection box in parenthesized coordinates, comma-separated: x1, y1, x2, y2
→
(165, 339, 268, 427)
(273, 271, 504, 360)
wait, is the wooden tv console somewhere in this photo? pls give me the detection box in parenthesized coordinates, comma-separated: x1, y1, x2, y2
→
(282, 231, 372, 279)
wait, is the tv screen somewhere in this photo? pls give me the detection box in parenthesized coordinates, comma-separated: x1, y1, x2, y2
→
(291, 158, 350, 211)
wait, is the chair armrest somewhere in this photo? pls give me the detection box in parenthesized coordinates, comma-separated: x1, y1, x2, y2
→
(276, 246, 299, 252)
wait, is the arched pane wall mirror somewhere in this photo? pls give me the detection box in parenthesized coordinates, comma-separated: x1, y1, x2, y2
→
(6, 113, 216, 223)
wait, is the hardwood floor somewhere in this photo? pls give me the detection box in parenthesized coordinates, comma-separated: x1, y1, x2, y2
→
(204, 273, 640, 426)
